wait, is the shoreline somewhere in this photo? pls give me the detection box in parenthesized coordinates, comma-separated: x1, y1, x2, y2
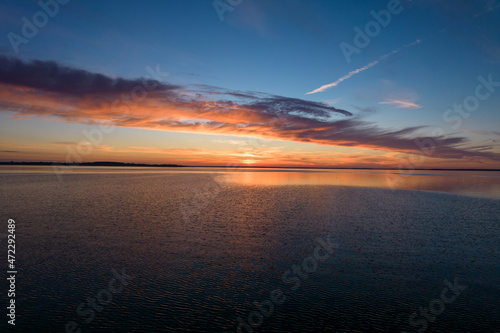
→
(0, 162, 499, 172)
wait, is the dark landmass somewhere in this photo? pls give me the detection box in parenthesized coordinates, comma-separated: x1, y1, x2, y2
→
(1, 161, 499, 171)
(0, 161, 185, 167)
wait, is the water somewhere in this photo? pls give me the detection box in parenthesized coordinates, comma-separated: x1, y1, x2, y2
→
(0, 167, 499, 332)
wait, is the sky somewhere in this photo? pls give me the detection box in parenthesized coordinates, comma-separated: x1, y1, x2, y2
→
(0, 0, 499, 168)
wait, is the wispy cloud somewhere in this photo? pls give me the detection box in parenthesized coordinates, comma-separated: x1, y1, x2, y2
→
(306, 39, 422, 94)
(182, 72, 220, 80)
(212, 139, 250, 145)
(323, 98, 341, 106)
(50, 141, 86, 145)
(463, 129, 500, 136)
(379, 99, 422, 109)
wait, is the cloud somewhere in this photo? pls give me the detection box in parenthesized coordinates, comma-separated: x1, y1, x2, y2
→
(323, 98, 341, 106)
(379, 99, 422, 109)
(212, 139, 251, 145)
(306, 39, 422, 94)
(182, 72, 202, 77)
(350, 105, 377, 113)
(463, 129, 500, 136)
(307, 58, 382, 94)
(0, 57, 499, 163)
(0, 55, 180, 95)
(50, 141, 82, 145)
(182, 72, 220, 80)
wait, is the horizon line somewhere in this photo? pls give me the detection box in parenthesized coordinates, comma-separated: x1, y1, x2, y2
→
(1, 161, 499, 172)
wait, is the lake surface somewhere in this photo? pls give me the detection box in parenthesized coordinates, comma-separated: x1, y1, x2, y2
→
(0, 166, 499, 332)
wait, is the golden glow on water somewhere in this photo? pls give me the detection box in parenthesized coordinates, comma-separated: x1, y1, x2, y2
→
(222, 169, 500, 199)
(229, 169, 387, 186)
(1, 166, 499, 199)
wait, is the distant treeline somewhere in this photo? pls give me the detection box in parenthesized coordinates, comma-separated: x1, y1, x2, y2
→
(1, 161, 499, 171)
(0, 161, 185, 167)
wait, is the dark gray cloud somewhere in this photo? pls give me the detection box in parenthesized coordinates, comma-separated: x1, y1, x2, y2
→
(0, 56, 180, 95)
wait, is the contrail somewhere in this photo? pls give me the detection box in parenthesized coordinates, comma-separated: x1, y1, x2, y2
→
(306, 39, 422, 95)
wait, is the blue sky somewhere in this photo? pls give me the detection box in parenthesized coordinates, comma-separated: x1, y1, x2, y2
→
(0, 0, 499, 168)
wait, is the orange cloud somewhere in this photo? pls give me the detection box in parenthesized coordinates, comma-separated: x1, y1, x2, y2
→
(1, 56, 499, 167)
(379, 99, 422, 109)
